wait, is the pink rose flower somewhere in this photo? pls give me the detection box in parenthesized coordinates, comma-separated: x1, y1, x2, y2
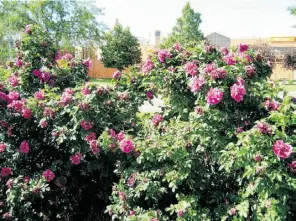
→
(70, 153, 82, 165)
(22, 108, 32, 119)
(83, 58, 92, 69)
(264, 99, 280, 111)
(195, 106, 203, 115)
(152, 114, 163, 126)
(273, 140, 292, 159)
(223, 54, 236, 66)
(61, 89, 73, 105)
(8, 91, 19, 100)
(80, 120, 93, 131)
(118, 191, 126, 201)
(24, 176, 30, 183)
(116, 132, 125, 141)
(89, 140, 99, 154)
(63, 53, 73, 60)
(220, 46, 229, 55)
(32, 69, 42, 78)
(184, 61, 198, 76)
(203, 63, 215, 73)
(16, 59, 23, 68)
(0, 143, 6, 152)
(142, 59, 154, 74)
(119, 139, 134, 153)
(230, 79, 246, 103)
(229, 208, 236, 215)
(206, 88, 223, 105)
(85, 132, 96, 142)
(289, 161, 296, 170)
(34, 91, 45, 100)
(245, 65, 256, 77)
(8, 75, 18, 87)
(257, 122, 272, 134)
(19, 141, 30, 154)
(238, 43, 249, 53)
(2, 212, 12, 220)
(42, 169, 55, 182)
(173, 43, 181, 51)
(158, 50, 171, 63)
(113, 70, 121, 79)
(189, 76, 205, 93)
(0, 92, 8, 102)
(25, 24, 33, 34)
(81, 86, 90, 95)
(40, 120, 48, 128)
(129, 210, 136, 216)
(7, 100, 23, 112)
(254, 155, 262, 162)
(1, 167, 12, 177)
(146, 91, 154, 99)
(210, 68, 227, 80)
(43, 107, 55, 118)
(41, 72, 51, 82)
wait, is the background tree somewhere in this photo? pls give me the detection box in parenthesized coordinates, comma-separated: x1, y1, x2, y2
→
(0, 0, 105, 62)
(160, 2, 204, 49)
(100, 23, 142, 70)
(250, 40, 276, 61)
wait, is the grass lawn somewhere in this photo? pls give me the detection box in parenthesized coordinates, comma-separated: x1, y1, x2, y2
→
(90, 78, 113, 86)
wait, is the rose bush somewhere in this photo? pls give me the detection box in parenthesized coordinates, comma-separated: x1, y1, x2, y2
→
(105, 43, 295, 220)
(0, 25, 146, 220)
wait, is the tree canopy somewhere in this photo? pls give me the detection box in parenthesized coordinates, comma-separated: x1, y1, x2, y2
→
(0, 0, 105, 62)
(100, 23, 142, 70)
(160, 2, 204, 49)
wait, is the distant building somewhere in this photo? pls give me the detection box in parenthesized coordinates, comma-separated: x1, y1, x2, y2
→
(206, 32, 230, 48)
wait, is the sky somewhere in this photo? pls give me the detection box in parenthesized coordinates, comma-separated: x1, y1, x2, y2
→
(95, 0, 296, 40)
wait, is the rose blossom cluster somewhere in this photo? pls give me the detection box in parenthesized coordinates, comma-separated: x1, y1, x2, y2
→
(230, 77, 246, 102)
(142, 58, 154, 74)
(257, 122, 272, 134)
(264, 99, 280, 111)
(184, 61, 198, 76)
(42, 169, 55, 182)
(85, 132, 99, 154)
(80, 120, 94, 131)
(32, 69, 52, 83)
(273, 140, 292, 159)
(189, 76, 205, 93)
(70, 153, 82, 165)
(152, 114, 163, 126)
(245, 65, 256, 77)
(207, 88, 223, 105)
(61, 88, 74, 105)
(119, 139, 134, 153)
(19, 141, 30, 154)
(158, 50, 171, 63)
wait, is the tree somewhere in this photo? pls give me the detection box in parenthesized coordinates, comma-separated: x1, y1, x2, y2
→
(250, 40, 276, 61)
(0, 0, 105, 62)
(100, 23, 142, 70)
(160, 2, 204, 49)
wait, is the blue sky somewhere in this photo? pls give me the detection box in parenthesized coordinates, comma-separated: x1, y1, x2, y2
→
(96, 0, 296, 39)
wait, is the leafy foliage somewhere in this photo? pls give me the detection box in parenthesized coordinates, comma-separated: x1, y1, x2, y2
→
(160, 2, 204, 49)
(100, 23, 142, 71)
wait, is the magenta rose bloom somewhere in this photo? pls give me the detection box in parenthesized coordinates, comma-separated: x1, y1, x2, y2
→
(189, 76, 205, 93)
(158, 50, 171, 63)
(273, 140, 292, 159)
(245, 65, 256, 77)
(70, 153, 82, 165)
(289, 161, 296, 170)
(8, 91, 19, 100)
(80, 120, 93, 131)
(220, 46, 229, 55)
(0, 143, 6, 152)
(19, 141, 30, 154)
(63, 53, 73, 60)
(206, 88, 223, 105)
(25, 24, 33, 34)
(152, 114, 163, 126)
(22, 108, 32, 119)
(113, 70, 121, 79)
(142, 58, 154, 74)
(146, 91, 154, 99)
(32, 69, 42, 78)
(40, 120, 48, 128)
(238, 43, 249, 53)
(119, 139, 134, 153)
(82, 58, 92, 69)
(203, 63, 215, 73)
(8, 75, 18, 87)
(34, 91, 45, 100)
(230, 80, 246, 103)
(223, 54, 236, 66)
(210, 68, 227, 80)
(1, 167, 12, 177)
(116, 131, 125, 142)
(184, 61, 198, 76)
(257, 122, 272, 134)
(42, 169, 55, 182)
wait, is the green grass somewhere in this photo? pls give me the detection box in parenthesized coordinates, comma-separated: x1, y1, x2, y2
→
(90, 78, 113, 86)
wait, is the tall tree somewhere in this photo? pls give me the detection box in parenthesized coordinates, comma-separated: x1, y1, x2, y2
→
(289, 6, 296, 28)
(160, 2, 203, 49)
(0, 0, 105, 62)
(100, 23, 142, 71)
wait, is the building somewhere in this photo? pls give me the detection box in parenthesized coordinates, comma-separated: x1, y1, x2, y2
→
(206, 32, 230, 48)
